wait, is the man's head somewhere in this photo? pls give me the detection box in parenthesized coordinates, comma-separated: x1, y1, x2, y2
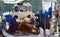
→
(14, 15, 18, 19)
(27, 15, 31, 18)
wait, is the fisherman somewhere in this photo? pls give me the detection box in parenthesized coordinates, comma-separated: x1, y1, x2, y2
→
(26, 14, 36, 25)
(8, 15, 20, 33)
(13, 15, 20, 30)
(24, 15, 31, 23)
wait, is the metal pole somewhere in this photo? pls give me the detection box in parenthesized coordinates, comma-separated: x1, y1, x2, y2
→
(0, 0, 4, 30)
(0, 0, 4, 21)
